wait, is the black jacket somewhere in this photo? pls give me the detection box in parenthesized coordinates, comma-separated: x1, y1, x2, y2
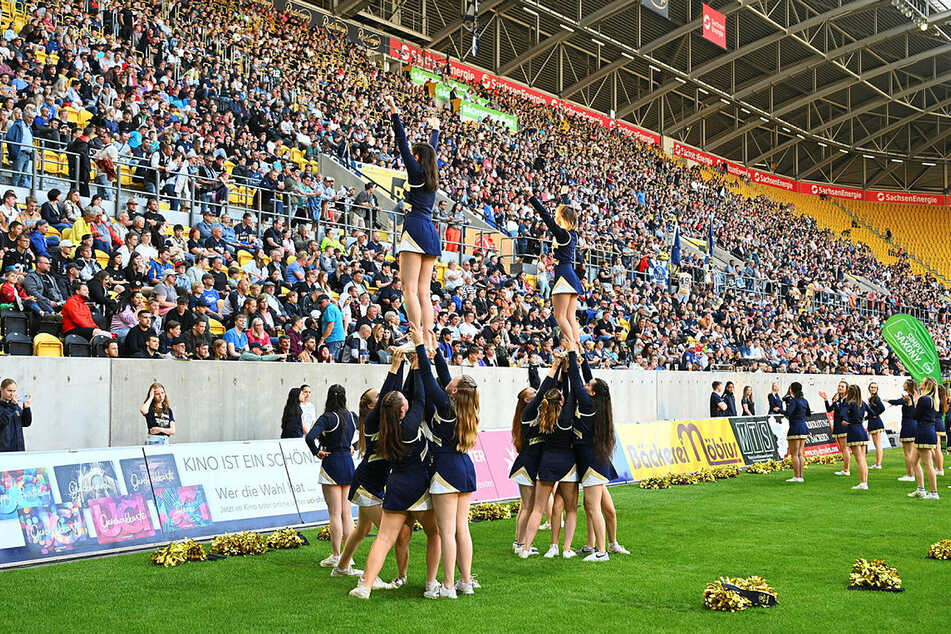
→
(0, 400, 32, 452)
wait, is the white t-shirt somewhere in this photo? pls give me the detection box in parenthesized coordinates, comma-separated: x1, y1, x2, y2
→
(300, 402, 317, 433)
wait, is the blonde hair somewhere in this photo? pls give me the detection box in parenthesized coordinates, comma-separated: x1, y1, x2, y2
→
(451, 375, 479, 452)
(920, 377, 941, 412)
(146, 382, 171, 415)
(555, 204, 578, 231)
(537, 388, 563, 435)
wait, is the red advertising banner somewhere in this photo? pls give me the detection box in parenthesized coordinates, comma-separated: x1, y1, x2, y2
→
(864, 190, 946, 205)
(795, 181, 864, 201)
(702, 4, 727, 49)
(749, 168, 796, 191)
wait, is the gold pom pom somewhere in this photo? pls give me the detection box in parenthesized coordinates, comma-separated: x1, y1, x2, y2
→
(316, 525, 332, 541)
(703, 575, 777, 611)
(267, 528, 306, 550)
(711, 465, 740, 479)
(805, 454, 838, 465)
(150, 540, 207, 567)
(468, 503, 512, 522)
(928, 539, 951, 560)
(746, 459, 785, 474)
(639, 475, 672, 489)
(849, 558, 903, 591)
(508, 500, 521, 515)
(209, 531, 270, 556)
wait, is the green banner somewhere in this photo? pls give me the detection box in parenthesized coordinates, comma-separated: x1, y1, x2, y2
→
(408, 66, 488, 105)
(882, 313, 943, 382)
(458, 99, 519, 132)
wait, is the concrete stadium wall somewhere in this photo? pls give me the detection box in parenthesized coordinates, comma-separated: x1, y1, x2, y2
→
(0, 358, 907, 451)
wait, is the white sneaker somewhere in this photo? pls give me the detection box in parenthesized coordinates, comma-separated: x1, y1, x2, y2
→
(332, 565, 363, 577)
(562, 549, 576, 559)
(439, 585, 457, 599)
(607, 542, 630, 555)
(390, 575, 406, 588)
(908, 489, 927, 498)
(423, 580, 441, 599)
(937, 470, 945, 476)
(582, 551, 610, 562)
(785, 477, 804, 483)
(926, 492, 941, 500)
(358, 575, 393, 590)
(539, 521, 551, 530)
(543, 544, 559, 558)
(320, 554, 340, 568)
(833, 471, 850, 476)
(455, 580, 475, 595)
(851, 482, 868, 490)
(898, 475, 917, 482)
(576, 545, 595, 556)
(869, 464, 882, 470)
(518, 547, 536, 559)
(349, 585, 371, 599)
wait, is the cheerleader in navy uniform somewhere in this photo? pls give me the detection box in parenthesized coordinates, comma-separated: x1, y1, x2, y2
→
(305, 385, 358, 568)
(333, 351, 412, 588)
(350, 359, 441, 599)
(528, 189, 582, 350)
(865, 382, 886, 469)
(819, 381, 850, 476)
(888, 379, 919, 482)
(842, 385, 870, 490)
(933, 389, 946, 477)
(907, 377, 943, 500)
(382, 95, 441, 351)
(779, 382, 810, 483)
(519, 355, 580, 559)
(566, 348, 615, 562)
(410, 324, 479, 598)
(574, 355, 630, 557)
(510, 362, 563, 555)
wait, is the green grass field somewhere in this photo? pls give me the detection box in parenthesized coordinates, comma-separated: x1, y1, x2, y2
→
(6, 459, 951, 632)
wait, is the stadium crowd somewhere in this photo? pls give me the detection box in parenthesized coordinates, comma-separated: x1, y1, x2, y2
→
(0, 0, 948, 374)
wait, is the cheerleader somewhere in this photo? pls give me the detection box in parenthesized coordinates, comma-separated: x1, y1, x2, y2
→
(934, 390, 946, 477)
(306, 385, 357, 568)
(819, 381, 850, 476)
(887, 379, 919, 482)
(576, 355, 629, 556)
(865, 382, 886, 469)
(333, 352, 411, 588)
(411, 324, 479, 598)
(907, 377, 943, 500)
(350, 359, 441, 599)
(509, 363, 563, 555)
(779, 382, 810, 483)
(843, 385, 869, 490)
(567, 348, 615, 562)
(528, 189, 582, 351)
(518, 355, 580, 559)
(382, 95, 441, 351)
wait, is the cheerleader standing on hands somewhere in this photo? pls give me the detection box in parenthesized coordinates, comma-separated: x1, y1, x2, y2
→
(865, 382, 886, 469)
(819, 381, 850, 476)
(509, 363, 563, 555)
(842, 385, 869, 490)
(305, 385, 357, 568)
(780, 382, 810, 483)
(908, 377, 943, 500)
(333, 352, 412, 587)
(409, 323, 480, 598)
(528, 189, 582, 351)
(888, 379, 919, 482)
(383, 94, 441, 351)
(350, 360, 441, 599)
(519, 355, 580, 559)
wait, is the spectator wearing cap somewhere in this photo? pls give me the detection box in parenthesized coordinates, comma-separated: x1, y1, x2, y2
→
(195, 210, 217, 241)
(169, 338, 190, 361)
(316, 294, 345, 360)
(153, 270, 180, 315)
(72, 245, 100, 282)
(199, 273, 225, 320)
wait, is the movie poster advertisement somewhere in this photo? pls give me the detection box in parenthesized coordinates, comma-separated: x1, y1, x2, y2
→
(0, 447, 164, 567)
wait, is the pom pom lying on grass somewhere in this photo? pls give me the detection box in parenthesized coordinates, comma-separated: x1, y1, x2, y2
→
(209, 531, 270, 556)
(150, 540, 208, 567)
(848, 558, 903, 592)
(468, 503, 512, 522)
(639, 475, 672, 489)
(927, 539, 951, 560)
(266, 528, 307, 550)
(703, 576, 777, 611)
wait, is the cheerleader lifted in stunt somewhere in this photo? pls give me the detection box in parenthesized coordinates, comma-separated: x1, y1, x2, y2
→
(527, 187, 582, 351)
(382, 94, 441, 352)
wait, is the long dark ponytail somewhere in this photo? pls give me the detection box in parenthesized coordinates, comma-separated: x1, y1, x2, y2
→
(357, 388, 375, 455)
(511, 388, 533, 452)
(590, 378, 615, 463)
(281, 387, 302, 432)
(412, 142, 438, 192)
(324, 384, 347, 417)
(377, 391, 408, 462)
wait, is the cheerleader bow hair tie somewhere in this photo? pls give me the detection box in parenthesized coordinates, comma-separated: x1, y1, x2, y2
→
(721, 583, 778, 607)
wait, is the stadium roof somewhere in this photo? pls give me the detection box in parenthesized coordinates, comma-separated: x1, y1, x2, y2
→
(323, 0, 951, 193)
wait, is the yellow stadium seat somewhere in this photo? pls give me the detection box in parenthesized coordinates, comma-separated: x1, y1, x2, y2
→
(95, 250, 109, 268)
(42, 150, 60, 174)
(237, 249, 253, 267)
(208, 318, 225, 336)
(33, 333, 63, 357)
(60, 227, 73, 243)
(58, 153, 70, 175)
(78, 110, 93, 127)
(120, 164, 135, 186)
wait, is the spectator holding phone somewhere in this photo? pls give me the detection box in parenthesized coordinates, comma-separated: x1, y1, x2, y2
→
(0, 378, 32, 452)
(139, 382, 175, 445)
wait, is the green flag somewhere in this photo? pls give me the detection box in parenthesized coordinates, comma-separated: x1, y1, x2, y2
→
(882, 314, 943, 383)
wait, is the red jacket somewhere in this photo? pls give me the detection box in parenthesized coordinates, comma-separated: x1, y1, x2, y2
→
(62, 294, 97, 333)
(0, 281, 27, 304)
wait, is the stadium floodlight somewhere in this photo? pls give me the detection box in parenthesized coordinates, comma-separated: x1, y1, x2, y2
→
(649, 65, 661, 72)
(560, 24, 575, 32)
(591, 38, 604, 47)
(524, 7, 538, 15)
(796, 134, 805, 139)
(817, 142, 827, 147)
(698, 88, 709, 94)
(863, 154, 875, 159)
(839, 149, 849, 154)
(620, 52, 634, 59)
(923, 162, 936, 166)
(891, 158, 903, 163)
(740, 107, 750, 114)
(759, 116, 769, 122)
(921, 22, 929, 30)
(720, 98, 730, 104)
